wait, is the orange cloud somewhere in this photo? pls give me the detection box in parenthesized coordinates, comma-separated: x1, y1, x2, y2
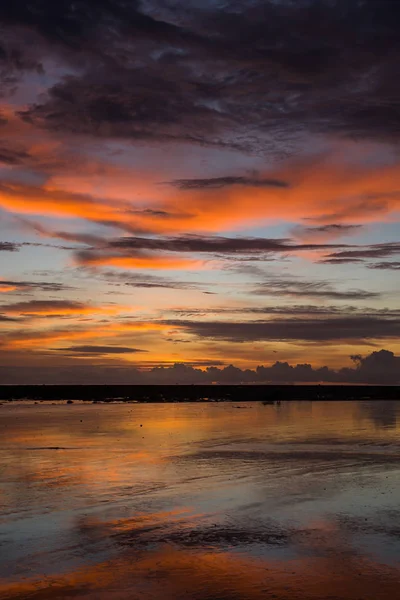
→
(1, 143, 399, 237)
(0, 181, 133, 223)
(0, 300, 131, 317)
(0, 284, 17, 292)
(74, 252, 205, 270)
(159, 159, 400, 233)
(1, 320, 180, 351)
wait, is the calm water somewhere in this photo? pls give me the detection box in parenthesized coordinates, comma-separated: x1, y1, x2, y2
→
(1, 401, 400, 599)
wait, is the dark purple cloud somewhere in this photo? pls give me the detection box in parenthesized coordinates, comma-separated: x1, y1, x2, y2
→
(0, 144, 31, 165)
(291, 224, 363, 240)
(59, 345, 147, 354)
(0, 241, 18, 251)
(252, 279, 378, 300)
(90, 269, 205, 291)
(0, 300, 89, 314)
(320, 258, 366, 265)
(106, 235, 345, 255)
(170, 305, 400, 318)
(0, 1, 397, 150)
(0, 314, 18, 322)
(0, 279, 68, 292)
(368, 261, 400, 270)
(162, 316, 400, 342)
(323, 243, 400, 262)
(168, 176, 289, 190)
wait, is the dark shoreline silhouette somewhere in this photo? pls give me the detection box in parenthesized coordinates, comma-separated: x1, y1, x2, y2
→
(0, 384, 399, 403)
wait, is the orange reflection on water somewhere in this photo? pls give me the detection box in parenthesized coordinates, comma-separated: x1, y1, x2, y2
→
(1, 401, 400, 600)
(1, 539, 400, 600)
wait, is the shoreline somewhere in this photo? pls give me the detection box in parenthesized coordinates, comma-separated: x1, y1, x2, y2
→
(1, 384, 399, 403)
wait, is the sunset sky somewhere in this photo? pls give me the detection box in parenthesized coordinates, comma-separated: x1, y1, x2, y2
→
(0, 0, 399, 383)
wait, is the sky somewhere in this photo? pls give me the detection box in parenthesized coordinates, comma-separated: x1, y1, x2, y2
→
(0, 0, 399, 384)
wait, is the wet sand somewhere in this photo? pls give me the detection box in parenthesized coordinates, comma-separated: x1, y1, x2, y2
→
(1, 401, 400, 599)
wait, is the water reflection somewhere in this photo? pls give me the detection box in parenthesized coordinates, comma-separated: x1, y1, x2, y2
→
(360, 400, 399, 429)
(0, 401, 400, 599)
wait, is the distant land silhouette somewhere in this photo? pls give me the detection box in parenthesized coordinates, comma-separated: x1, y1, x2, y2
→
(1, 385, 399, 403)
